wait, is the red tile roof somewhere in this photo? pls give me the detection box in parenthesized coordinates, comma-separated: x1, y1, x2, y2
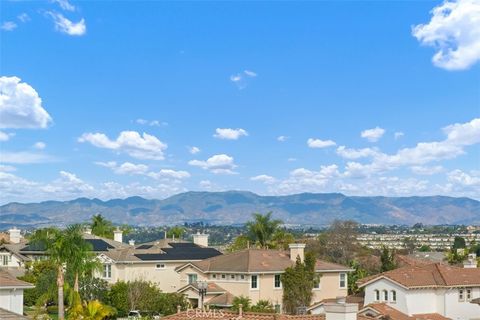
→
(0, 271, 34, 288)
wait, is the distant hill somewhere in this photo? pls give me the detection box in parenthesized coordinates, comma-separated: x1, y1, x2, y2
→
(1, 191, 479, 228)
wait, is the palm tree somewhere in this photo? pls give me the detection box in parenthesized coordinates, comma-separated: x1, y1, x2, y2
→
(246, 212, 283, 249)
(91, 214, 114, 239)
(81, 300, 115, 320)
(30, 227, 70, 320)
(64, 224, 99, 292)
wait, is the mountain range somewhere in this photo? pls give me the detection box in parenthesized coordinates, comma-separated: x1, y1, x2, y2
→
(1, 191, 479, 229)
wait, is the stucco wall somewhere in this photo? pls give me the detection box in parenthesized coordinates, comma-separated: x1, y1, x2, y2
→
(0, 288, 24, 315)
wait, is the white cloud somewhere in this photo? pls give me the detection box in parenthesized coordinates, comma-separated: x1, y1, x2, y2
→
(307, 138, 336, 148)
(33, 142, 46, 150)
(78, 131, 167, 160)
(96, 161, 149, 175)
(0, 76, 52, 129)
(147, 169, 190, 180)
(189, 154, 237, 174)
(1, 21, 17, 31)
(189, 146, 201, 154)
(47, 12, 86, 36)
(287, 158, 297, 162)
(277, 135, 288, 142)
(41, 171, 94, 194)
(447, 169, 480, 186)
(0, 131, 14, 141)
(273, 165, 340, 194)
(250, 174, 276, 184)
(412, 0, 480, 70)
(17, 13, 30, 23)
(336, 146, 379, 159)
(411, 165, 444, 175)
(0, 151, 54, 164)
(52, 0, 76, 11)
(213, 128, 248, 140)
(361, 127, 385, 142)
(136, 118, 167, 127)
(394, 132, 404, 140)
(0, 165, 16, 172)
(230, 70, 257, 89)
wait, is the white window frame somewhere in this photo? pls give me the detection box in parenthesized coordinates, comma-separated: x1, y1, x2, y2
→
(1, 254, 10, 266)
(250, 274, 259, 290)
(103, 264, 112, 279)
(458, 288, 465, 301)
(466, 288, 472, 301)
(339, 273, 347, 289)
(188, 273, 198, 284)
(383, 290, 388, 302)
(390, 290, 397, 303)
(374, 289, 380, 301)
(155, 263, 166, 270)
(274, 274, 282, 289)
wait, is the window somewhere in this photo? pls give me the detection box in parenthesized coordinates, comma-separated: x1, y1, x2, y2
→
(374, 290, 380, 301)
(383, 290, 388, 301)
(155, 263, 165, 269)
(467, 288, 472, 301)
(339, 273, 346, 288)
(251, 275, 258, 289)
(391, 290, 397, 302)
(103, 264, 111, 278)
(188, 274, 198, 284)
(274, 274, 281, 288)
(274, 304, 281, 313)
(313, 274, 321, 289)
(1, 255, 9, 266)
(221, 274, 226, 279)
(459, 288, 465, 301)
(231, 274, 235, 280)
(212, 274, 217, 279)
(240, 275, 245, 280)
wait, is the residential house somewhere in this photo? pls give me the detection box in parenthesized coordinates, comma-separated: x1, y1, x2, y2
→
(0, 270, 34, 316)
(357, 256, 480, 320)
(175, 244, 352, 312)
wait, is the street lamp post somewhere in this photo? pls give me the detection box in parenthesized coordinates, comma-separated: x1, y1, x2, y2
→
(197, 281, 208, 311)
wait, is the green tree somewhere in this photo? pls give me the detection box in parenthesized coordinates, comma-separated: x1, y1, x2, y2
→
(30, 227, 73, 320)
(79, 277, 110, 303)
(153, 293, 188, 315)
(245, 212, 283, 249)
(380, 246, 396, 272)
(453, 236, 466, 250)
(19, 260, 57, 306)
(227, 235, 251, 252)
(281, 252, 316, 314)
(167, 226, 185, 239)
(419, 245, 431, 252)
(81, 300, 116, 320)
(251, 300, 274, 313)
(231, 296, 251, 312)
(91, 214, 115, 239)
(271, 230, 295, 250)
(347, 260, 368, 295)
(109, 281, 129, 317)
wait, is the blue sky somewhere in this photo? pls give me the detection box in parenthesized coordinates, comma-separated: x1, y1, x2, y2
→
(0, 0, 479, 203)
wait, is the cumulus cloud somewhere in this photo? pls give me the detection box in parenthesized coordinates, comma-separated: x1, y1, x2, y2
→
(361, 127, 385, 142)
(1, 21, 17, 31)
(41, 171, 94, 194)
(0, 76, 52, 129)
(96, 161, 149, 175)
(136, 118, 167, 127)
(250, 174, 276, 184)
(273, 165, 340, 194)
(189, 154, 237, 174)
(213, 128, 248, 140)
(147, 169, 191, 180)
(17, 13, 30, 23)
(277, 135, 288, 142)
(447, 169, 480, 186)
(336, 146, 379, 159)
(412, 0, 480, 70)
(79, 131, 167, 160)
(189, 146, 201, 154)
(47, 12, 86, 36)
(0, 131, 14, 141)
(230, 70, 257, 89)
(307, 138, 336, 148)
(33, 142, 46, 150)
(411, 165, 444, 175)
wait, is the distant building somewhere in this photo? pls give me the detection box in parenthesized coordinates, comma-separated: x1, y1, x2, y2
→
(0, 270, 34, 316)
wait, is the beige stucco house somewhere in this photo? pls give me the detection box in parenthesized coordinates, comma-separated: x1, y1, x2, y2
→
(175, 244, 352, 312)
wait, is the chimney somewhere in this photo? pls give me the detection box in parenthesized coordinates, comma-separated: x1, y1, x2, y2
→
(113, 228, 123, 243)
(129, 239, 135, 246)
(193, 232, 209, 247)
(85, 227, 92, 235)
(289, 243, 306, 262)
(464, 253, 478, 269)
(8, 227, 21, 244)
(324, 298, 358, 320)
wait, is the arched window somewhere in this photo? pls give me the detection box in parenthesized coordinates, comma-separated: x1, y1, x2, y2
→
(374, 289, 380, 301)
(383, 290, 388, 301)
(391, 290, 397, 302)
